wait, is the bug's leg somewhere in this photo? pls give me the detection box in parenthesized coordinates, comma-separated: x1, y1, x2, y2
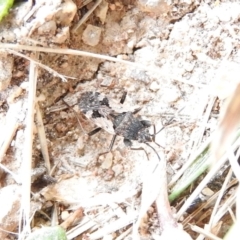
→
(108, 135, 117, 151)
(88, 127, 102, 136)
(96, 135, 118, 160)
(123, 138, 154, 161)
(123, 138, 132, 147)
(130, 145, 150, 161)
(99, 91, 126, 153)
(120, 91, 127, 104)
(145, 142, 161, 161)
(133, 107, 142, 114)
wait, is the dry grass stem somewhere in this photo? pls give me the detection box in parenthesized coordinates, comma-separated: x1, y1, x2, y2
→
(19, 57, 38, 239)
(176, 148, 228, 219)
(169, 136, 212, 188)
(177, 135, 240, 219)
(66, 207, 127, 239)
(0, 121, 19, 163)
(182, 178, 238, 227)
(209, 168, 233, 227)
(88, 212, 137, 240)
(228, 151, 240, 181)
(6, 49, 68, 81)
(191, 225, 222, 240)
(115, 227, 132, 240)
(228, 207, 236, 222)
(35, 102, 51, 173)
(194, 96, 216, 148)
(0, 43, 206, 88)
(212, 188, 237, 225)
(72, 0, 102, 32)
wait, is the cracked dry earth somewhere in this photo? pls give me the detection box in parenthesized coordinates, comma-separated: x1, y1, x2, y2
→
(0, 0, 240, 239)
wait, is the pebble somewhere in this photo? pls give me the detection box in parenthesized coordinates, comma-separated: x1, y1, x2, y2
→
(202, 187, 214, 197)
(149, 81, 160, 92)
(0, 53, 13, 91)
(101, 152, 113, 169)
(38, 20, 57, 35)
(112, 164, 123, 177)
(82, 24, 102, 46)
(7, 86, 23, 104)
(162, 88, 181, 103)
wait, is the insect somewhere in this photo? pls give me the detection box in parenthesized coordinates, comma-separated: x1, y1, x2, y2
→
(78, 91, 161, 160)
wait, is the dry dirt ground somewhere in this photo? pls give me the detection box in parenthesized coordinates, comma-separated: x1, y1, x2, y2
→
(0, 0, 239, 239)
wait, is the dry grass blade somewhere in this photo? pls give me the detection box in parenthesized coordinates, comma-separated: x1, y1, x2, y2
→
(66, 206, 132, 239)
(176, 137, 240, 219)
(35, 102, 51, 173)
(212, 187, 237, 225)
(6, 49, 68, 81)
(0, 117, 19, 163)
(72, 0, 102, 32)
(88, 212, 137, 240)
(209, 169, 233, 227)
(155, 156, 192, 240)
(192, 96, 216, 150)
(168, 136, 212, 188)
(182, 178, 238, 227)
(190, 225, 222, 240)
(0, 43, 205, 88)
(0, 106, 19, 182)
(19, 57, 38, 239)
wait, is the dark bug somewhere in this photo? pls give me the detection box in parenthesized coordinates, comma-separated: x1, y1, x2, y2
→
(78, 91, 161, 160)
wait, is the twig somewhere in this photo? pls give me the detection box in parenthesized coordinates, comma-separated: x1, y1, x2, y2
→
(72, 0, 102, 32)
(168, 136, 212, 188)
(209, 168, 232, 227)
(0, 43, 206, 88)
(190, 225, 222, 240)
(0, 121, 19, 163)
(176, 136, 240, 219)
(35, 102, 51, 174)
(19, 56, 38, 239)
(6, 49, 68, 82)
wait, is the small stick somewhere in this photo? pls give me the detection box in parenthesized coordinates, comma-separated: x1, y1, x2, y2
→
(35, 102, 51, 174)
(19, 57, 38, 239)
(0, 121, 19, 163)
(72, 0, 102, 32)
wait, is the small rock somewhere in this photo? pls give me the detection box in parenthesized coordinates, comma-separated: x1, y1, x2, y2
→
(52, 27, 69, 43)
(20, 81, 29, 90)
(55, 0, 77, 26)
(82, 24, 102, 46)
(38, 20, 57, 35)
(95, 0, 109, 24)
(101, 152, 113, 169)
(103, 234, 114, 240)
(137, 0, 170, 16)
(184, 62, 195, 72)
(112, 164, 123, 176)
(7, 86, 23, 104)
(61, 211, 70, 221)
(149, 81, 160, 92)
(0, 53, 13, 91)
(162, 88, 181, 103)
(202, 187, 214, 197)
(0, 185, 21, 239)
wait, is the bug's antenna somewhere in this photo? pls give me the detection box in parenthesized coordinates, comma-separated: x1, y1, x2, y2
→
(151, 106, 185, 136)
(145, 142, 161, 161)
